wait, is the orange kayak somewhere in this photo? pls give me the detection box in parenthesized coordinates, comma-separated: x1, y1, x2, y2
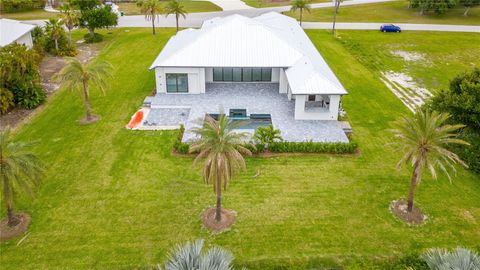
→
(127, 110, 144, 129)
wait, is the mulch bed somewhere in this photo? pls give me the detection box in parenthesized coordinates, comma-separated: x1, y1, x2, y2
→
(0, 43, 100, 131)
(201, 208, 236, 233)
(391, 199, 427, 225)
(0, 213, 31, 241)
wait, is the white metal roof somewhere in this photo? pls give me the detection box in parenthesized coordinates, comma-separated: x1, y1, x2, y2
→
(150, 14, 303, 68)
(0, 19, 36, 47)
(150, 12, 347, 95)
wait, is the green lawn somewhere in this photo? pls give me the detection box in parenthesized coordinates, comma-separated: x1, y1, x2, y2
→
(117, 1, 222, 15)
(242, 0, 328, 8)
(334, 31, 480, 92)
(284, 1, 480, 25)
(0, 9, 60, 20)
(0, 28, 479, 269)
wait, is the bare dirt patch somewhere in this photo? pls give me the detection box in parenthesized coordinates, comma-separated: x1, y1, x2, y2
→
(201, 208, 236, 233)
(381, 71, 433, 112)
(0, 213, 31, 241)
(0, 43, 101, 130)
(391, 199, 427, 225)
(391, 50, 426, 62)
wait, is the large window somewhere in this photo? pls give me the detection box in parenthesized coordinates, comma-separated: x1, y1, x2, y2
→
(166, 73, 188, 93)
(213, 68, 272, 82)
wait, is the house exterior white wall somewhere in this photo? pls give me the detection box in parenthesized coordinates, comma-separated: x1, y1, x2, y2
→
(279, 68, 288, 94)
(155, 67, 206, 94)
(294, 94, 340, 120)
(15, 32, 33, 48)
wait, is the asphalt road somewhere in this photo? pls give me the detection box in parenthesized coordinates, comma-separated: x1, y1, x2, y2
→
(26, 0, 480, 32)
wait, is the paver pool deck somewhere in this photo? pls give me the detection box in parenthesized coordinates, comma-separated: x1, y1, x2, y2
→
(144, 83, 349, 142)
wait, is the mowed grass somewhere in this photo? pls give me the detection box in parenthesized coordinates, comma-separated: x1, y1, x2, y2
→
(0, 28, 479, 269)
(117, 1, 222, 15)
(0, 9, 60, 20)
(284, 1, 480, 25)
(333, 31, 480, 92)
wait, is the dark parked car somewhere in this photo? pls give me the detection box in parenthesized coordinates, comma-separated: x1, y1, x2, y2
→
(380, 24, 401, 33)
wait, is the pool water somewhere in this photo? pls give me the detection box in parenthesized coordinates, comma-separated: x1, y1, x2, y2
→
(207, 113, 272, 131)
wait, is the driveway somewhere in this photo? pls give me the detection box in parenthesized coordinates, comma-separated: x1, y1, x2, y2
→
(208, 0, 253, 10)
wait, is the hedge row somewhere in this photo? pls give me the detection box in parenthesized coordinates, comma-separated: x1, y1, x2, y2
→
(1, 0, 45, 13)
(173, 127, 357, 155)
(268, 141, 358, 154)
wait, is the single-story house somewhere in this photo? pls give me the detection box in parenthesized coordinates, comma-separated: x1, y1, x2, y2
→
(0, 19, 36, 49)
(141, 12, 350, 142)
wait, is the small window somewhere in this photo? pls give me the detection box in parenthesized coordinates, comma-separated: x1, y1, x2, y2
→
(308, 95, 316, 101)
(166, 74, 188, 93)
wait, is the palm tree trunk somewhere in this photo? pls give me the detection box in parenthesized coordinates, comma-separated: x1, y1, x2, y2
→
(55, 39, 59, 50)
(152, 14, 156, 35)
(83, 80, 92, 120)
(215, 181, 222, 222)
(68, 29, 72, 46)
(407, 160, 421, 212)
(3, 180, 19, 227)
(176, 13, 179, 33)
(332, 0, 339, 35)
(299, 8, 303, 26)
(7, 206, 19, 227)
(215, 163, 222, 222)
(464, 6, 470, 16)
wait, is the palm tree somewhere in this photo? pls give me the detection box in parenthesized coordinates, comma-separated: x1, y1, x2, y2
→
(45, 18, 65, 51)
(423, 247, 480, 270)
(164, 0, 187, 33)
(290, 0, 311, 26)
(163, 239, 246, 270)
(54, 57, 113, 122)
(137, 0, 163, 35)
(332, 0, 343, 35)
(0, 129, 44, 227)
(190, 114, 252, 222)
(392, 109, 468, 212)
(59, 3, 79, 46)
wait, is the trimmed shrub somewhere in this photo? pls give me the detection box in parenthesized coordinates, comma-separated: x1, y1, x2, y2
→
(173, 125, 190, 154)
(12, 80, 46, 109)
(244, 143, 264, 154)
(0, 88, 15, 114)
(449, 130, 480, 174)
(0, 43, 45, 112)
(268, 141, 358, 154)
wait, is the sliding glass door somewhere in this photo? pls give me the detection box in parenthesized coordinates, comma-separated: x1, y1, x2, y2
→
(213, 68, 272, 82)
(166, 74, 188, 93)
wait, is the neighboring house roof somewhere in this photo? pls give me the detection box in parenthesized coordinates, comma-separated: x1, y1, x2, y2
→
(150, 12, 347, 95)
(0, 19, 36, 47)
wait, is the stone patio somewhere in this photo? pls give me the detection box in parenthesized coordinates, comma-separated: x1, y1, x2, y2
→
(145, 83, 349, 143)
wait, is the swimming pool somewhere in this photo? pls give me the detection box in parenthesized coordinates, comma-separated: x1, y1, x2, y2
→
(207, 113, 272, 131)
